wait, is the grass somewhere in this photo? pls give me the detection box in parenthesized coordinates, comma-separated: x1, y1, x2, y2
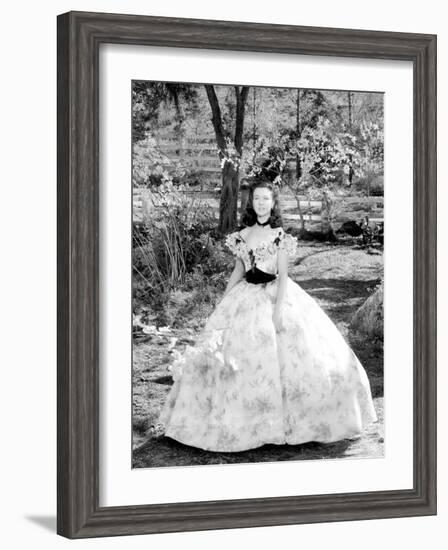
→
(132, 240, 384, 468)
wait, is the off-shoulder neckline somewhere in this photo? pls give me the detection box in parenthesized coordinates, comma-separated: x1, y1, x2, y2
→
(236, 228, 284, 252)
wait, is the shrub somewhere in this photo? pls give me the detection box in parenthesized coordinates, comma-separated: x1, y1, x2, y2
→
(132, 183, 234, 321)
(133, 184, 213, 284)
(350, 280, 383, 340)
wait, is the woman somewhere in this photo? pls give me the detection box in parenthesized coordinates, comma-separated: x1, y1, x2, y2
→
(159, 177, 378, 452)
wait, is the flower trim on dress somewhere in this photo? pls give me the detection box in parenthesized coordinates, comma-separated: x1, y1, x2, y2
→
(224, 232, 245, 255)
(225, 228, 298, 265)
(276, 230, 299, 257)
(224, 232, 251, 265)
(168, 328, 239, 382)
(252, 240, 277, 265)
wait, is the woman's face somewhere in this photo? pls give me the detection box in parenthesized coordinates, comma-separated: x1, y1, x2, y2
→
(252, 187, 274, 218)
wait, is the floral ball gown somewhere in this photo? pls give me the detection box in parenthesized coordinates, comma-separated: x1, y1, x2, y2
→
(159, 227, 378, 452)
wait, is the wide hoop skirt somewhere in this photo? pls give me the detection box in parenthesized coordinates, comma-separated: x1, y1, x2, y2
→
(159, 277, 378, 452)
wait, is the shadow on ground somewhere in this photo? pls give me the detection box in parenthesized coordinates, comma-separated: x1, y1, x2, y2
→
(133, 404, 383, 468)
(299, 277, 379, 323)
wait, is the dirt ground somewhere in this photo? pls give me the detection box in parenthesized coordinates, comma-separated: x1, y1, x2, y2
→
(132, 241, 384, 469)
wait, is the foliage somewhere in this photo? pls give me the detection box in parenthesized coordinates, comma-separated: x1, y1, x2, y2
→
(355, 122, 384, 195)
(133, 135, 187, 188)
(241, 114, 384, 230)
(133, 84, 384, 191)
(132, 82, 384, 236)
(132, 183, 232, 321)
(132, 81, 199, 142)
(218, 136, 242, 171)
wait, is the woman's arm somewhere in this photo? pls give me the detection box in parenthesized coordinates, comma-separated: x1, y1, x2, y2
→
(222, 258, 245, 298)
(273, 248, 288, 331)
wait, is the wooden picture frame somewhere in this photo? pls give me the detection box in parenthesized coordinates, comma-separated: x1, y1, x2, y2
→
(57, 10, 437, 538)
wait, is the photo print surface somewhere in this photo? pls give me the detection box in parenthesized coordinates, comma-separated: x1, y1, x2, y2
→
(131, 81, 384, 469)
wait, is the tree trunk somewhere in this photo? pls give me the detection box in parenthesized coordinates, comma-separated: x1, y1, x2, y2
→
(252, 88, 257, 152)
(285, 181, 305, 230)
(239, 183, 250, 223)
(205, 84, 249, 234)
(296, 89, 302, 180)
(321, 191, 332, 233)
(348, 92, 354, 184)
(234, 85, 249, 155)
(219, 162, 239, 233)
(295, 194, 306, 231)
(204, 85, 227, 153)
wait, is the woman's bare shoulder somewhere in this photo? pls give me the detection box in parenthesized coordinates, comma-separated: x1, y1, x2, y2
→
(239, 227, 252, 240)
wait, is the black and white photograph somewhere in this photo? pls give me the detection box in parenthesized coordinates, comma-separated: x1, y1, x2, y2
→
(131, 81, 385, 468)
(1, 0, 441, 544)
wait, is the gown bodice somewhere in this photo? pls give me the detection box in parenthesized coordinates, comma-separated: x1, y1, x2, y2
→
(225, 227, 298, 277)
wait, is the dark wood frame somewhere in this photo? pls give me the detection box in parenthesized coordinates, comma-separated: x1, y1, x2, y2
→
(57, 10, 437, 539)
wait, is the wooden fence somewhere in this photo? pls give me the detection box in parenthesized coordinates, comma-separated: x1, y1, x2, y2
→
(133, 188, 383, 228)
(156, 136, 222, 184)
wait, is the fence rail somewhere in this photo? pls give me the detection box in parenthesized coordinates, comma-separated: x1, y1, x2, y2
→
(133, 188, 384, 227)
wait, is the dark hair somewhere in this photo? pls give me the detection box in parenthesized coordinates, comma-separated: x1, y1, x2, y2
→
(240, 176, 283, 228)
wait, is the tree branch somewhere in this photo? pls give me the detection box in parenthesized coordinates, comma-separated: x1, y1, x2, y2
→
(204, 84, 227, 156)
(234, 86, 250, 155)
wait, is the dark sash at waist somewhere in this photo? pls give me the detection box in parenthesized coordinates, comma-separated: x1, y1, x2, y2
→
(245, 267, 277, 285)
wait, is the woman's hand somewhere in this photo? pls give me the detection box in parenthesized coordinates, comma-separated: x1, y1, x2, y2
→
(272, 305, 284, 333)
(273, 249, 287, 333)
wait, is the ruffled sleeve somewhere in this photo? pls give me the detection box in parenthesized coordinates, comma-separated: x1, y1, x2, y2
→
(224, 231, 245, 256)
(275, 228, 298, 256)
